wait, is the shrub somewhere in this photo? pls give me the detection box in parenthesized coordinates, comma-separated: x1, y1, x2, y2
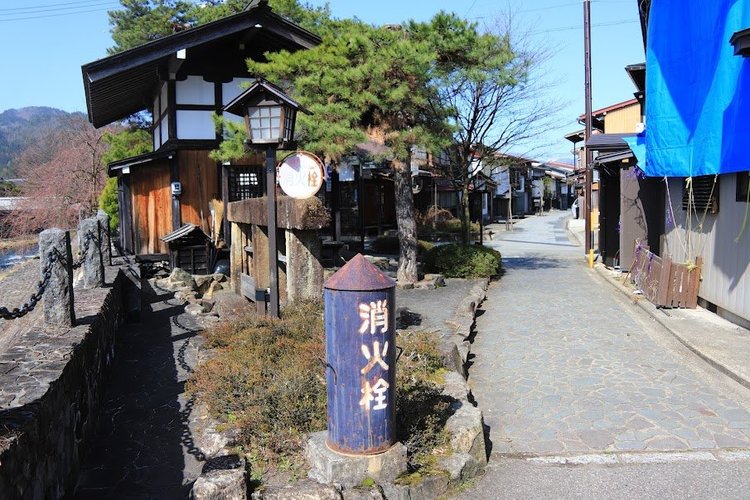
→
(396, 330, 452, 473)
(188, 300, 327, 478)
(371, 236, 434, 255)
(98, 177, 120, 231)
(423, 244, 502, 278)
(417, 209, 480, 241)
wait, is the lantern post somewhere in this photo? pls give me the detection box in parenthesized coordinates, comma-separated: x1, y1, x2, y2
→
(223, 79, 309, 317)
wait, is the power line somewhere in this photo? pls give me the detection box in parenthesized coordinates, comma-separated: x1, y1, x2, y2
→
(0, 0, 115, 13)
(0, 5, 118, 22)
(529, 18, 637, 35)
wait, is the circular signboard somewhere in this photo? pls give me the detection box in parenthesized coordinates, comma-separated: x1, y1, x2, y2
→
(278, 152, 325, 199)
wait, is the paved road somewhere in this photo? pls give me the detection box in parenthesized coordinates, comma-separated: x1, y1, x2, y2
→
(461, 211, 750, 498)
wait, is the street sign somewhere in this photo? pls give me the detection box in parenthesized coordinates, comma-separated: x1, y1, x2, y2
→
(278, 151, 324, 199)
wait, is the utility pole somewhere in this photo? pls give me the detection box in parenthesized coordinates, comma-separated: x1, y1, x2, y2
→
(583, 0, 594, 267)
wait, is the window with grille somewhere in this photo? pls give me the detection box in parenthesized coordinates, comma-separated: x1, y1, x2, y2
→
(682, 175, 719, 214)
(737, 172, 750, 202)
(229, 167, 264, 201)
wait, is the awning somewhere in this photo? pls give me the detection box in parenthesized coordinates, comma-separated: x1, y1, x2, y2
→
(161, 224, 209, 243)
(585, 133, 636, 152)
(593, 150, 634, 165)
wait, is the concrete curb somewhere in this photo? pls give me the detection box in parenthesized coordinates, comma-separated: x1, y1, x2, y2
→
(591, 264, 750, 391)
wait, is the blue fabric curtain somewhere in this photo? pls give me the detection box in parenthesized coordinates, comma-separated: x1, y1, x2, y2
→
(644, 0, 750, 177)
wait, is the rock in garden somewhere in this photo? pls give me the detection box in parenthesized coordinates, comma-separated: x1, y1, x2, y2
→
(169, 267, 196, 290)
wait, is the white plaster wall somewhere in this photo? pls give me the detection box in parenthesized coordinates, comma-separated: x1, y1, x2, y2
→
(223, 78, 253, 105)
(176, 76, 214, 105)
(176, 110, 214, 140)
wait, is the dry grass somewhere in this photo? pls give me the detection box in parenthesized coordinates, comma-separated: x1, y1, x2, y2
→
(0, 235, 36, 252)
(189, 302, 453, 484)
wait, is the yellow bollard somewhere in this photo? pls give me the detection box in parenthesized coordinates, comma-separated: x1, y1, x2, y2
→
(588, 248, 594, 268)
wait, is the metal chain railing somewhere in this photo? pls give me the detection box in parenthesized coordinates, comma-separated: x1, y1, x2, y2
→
(72, 230, 96, 270)
(0, 250, 59, 320)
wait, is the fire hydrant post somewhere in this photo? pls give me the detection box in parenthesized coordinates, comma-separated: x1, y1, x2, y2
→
(324, 253, 397, 455)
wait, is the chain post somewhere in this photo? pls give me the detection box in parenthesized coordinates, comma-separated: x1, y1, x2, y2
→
(79, 217, 104, 289)
(39, 228, 75, 327)
(96, 210, 112, 266)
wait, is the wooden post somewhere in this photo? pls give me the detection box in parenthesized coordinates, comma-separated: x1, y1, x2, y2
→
(656, 255, 672, 307)
(266, 146, 280, 318)
(230, 221, 242, 295)
(687, 257, 703, 309)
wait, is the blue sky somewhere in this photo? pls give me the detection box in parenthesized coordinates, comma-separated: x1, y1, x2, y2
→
(0, 0, 644, 160)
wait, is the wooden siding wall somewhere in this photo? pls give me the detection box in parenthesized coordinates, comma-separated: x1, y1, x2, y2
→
(664, 176, 750, 322)
(179, 150, 220, 236)
(131, 162, 172, 254)
(603, 104, 641, 134)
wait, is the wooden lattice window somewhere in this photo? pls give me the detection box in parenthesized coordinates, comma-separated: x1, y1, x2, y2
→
(737, 172, 750, 202)
(682, 175, 719, 214)
(229, 167, 264, 202)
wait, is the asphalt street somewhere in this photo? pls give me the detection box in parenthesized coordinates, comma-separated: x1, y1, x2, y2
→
(460, 211, 750, 499)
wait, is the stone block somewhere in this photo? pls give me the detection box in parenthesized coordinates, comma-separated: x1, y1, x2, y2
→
(213, 290, 255, 320)
(379, 474, 448, 500)
(191, 468, 247, 500)
(410, 474, 449, 499)
(438, 339, 465, 378)
(342, 487, 384, 499)
(437, 452, 480, 481)
(445, 404, 487, 466)
(306, 432, 407, 489)
(442, 371, 471, 401)
(79, 217, 105, 289)
(39, 228, 75, 327)
(195, 275, 215, 294)
(286, 229, 323, 302)
(253, 479, 341, 500)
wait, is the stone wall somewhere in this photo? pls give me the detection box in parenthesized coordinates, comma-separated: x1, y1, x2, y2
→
(0, 267, 125, 498)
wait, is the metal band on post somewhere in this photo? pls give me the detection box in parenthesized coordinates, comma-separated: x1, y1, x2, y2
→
(97, 210, 112, 266)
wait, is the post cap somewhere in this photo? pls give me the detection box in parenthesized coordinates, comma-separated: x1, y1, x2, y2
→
(324, 253, 396, 291)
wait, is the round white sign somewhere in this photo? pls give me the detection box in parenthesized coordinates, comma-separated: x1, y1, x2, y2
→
(278, 152, 325, 199)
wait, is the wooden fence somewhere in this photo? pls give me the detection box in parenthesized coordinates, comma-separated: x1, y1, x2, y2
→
(630, 240, 702, 309)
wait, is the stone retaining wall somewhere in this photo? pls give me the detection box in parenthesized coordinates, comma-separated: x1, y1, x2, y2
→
(0, 267, 125, 498)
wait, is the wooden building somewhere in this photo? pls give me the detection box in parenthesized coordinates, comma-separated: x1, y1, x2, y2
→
(81, 1, 319, 258)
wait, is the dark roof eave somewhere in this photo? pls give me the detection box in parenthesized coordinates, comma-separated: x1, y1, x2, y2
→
(83, 5, 320, 127)
(83, 8, 318, 83)
(585, 133, 636, 151)
(107, 149, 176, 176)
(594, 149, 635, 165)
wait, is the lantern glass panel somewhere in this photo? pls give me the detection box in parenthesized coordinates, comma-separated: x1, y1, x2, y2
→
(248, 105, 283, 142)
(284, 108, 295, 141)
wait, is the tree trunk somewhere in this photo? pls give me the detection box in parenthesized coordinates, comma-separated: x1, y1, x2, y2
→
(459, 182, 471, 244)
(394, 160, 418, 285)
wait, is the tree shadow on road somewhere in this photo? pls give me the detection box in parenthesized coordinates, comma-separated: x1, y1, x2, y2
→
(502, 257, 572, 271)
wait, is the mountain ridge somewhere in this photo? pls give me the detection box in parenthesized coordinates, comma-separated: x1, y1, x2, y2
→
(0, 107, 86, 178)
